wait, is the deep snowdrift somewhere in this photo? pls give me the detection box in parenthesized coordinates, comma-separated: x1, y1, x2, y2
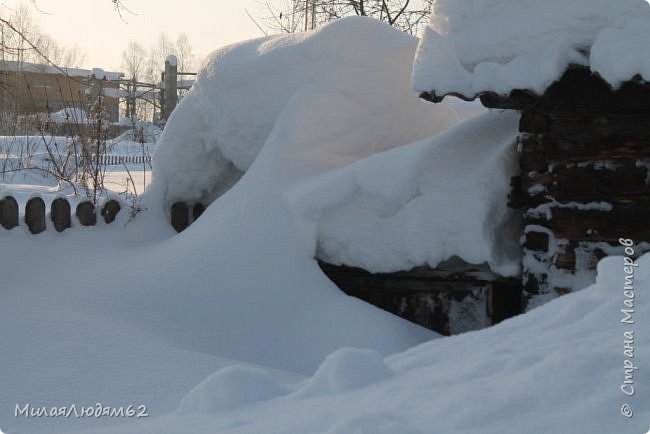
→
(151, 16, 459, 205)
(288, 110, 521, 275)
(412, 0, 650, 97)
(74, 252, 649, 434)
(149, 16, 519, 276)
(0, 150, 434, 434)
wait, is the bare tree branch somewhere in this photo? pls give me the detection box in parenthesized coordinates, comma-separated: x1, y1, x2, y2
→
(258, 0, 431, 35)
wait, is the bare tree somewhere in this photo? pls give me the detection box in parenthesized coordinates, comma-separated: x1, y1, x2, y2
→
(1, 2, 87, 68)
(121, 40, 146, 81)
(120, 40, 153, 120)
(261, 0, 432, 35)
(4, 2, 39, 65)
(36, 35, 87, 68)
(175, 33, 195, 73)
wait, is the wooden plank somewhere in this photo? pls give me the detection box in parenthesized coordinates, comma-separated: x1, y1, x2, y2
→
(546, 114, 650, 142)
(101, 199, 121, 224)
(325, 276, 488, 294)
(483, 67, 650, 114)
(76, 201, 96, 226)
(0, 196, 19, 230)
(552, 242, 610, 271)
(25, 197, 46, 234)
(318, 261, 522, 335)
(521, 161, 650, 204)
(519, 133, 650, 165)
(318, 261, 510, 284)
(51, 198, 71, 232)
(479, 89, 538, 111)
(171, 202, 189, 232)
(525, 203, 650, 242)
(487, 281, 524, 324)
(519, 110, 549, 134)
(523, 231, 550, 253)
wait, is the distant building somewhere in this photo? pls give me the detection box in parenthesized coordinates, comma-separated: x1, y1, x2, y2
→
(0, 61, 124, 122)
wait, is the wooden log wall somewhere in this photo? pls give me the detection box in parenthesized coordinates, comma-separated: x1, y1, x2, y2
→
(319, 260, 522, 336)
(493, 68, 650, 304)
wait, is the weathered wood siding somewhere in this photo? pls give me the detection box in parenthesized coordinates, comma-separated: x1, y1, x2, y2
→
(319, 260, 522, 336)
(491, 67, 650, 304)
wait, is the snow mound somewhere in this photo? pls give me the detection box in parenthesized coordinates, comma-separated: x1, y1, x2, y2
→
(412, 0, 650, 97)
(293, 348, 394, 398)
(590, 20, 650, 88)
(289, 110, 522, 275)
(178, 365, 290, 413)
(152, 16, 458, 205)
(325, 413, 425, 434)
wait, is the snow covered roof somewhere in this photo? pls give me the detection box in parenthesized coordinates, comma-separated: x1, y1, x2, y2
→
(412, 0, 650, 101)
(0, 60, 123, 81)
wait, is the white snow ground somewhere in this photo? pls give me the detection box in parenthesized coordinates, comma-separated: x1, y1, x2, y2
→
(0, 15, 648, 434)
(0, 126, 435, 433)
(78, 255, 650, 434)
(0, 123, 157, 204)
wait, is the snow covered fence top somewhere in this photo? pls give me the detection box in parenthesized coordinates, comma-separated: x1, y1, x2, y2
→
(412, 0, 650, 101)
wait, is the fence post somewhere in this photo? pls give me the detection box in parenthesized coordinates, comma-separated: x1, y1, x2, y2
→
(171, 202, 189, 233)
(162, 55, 178, 121)
(101, 199, 121, 224)
(192, 203, 205, 221)
(0, 195, 19, 230)
(51, 198, 71, 232)
(25, 197, 46, 234)
(76, 201, 96, 226)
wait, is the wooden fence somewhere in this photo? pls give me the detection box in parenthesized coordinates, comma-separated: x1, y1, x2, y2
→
(98, 155, 152, 166)
(0, 195, 122, 234)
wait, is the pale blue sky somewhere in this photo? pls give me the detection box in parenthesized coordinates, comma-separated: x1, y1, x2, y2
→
(3, 0, 277, 71)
